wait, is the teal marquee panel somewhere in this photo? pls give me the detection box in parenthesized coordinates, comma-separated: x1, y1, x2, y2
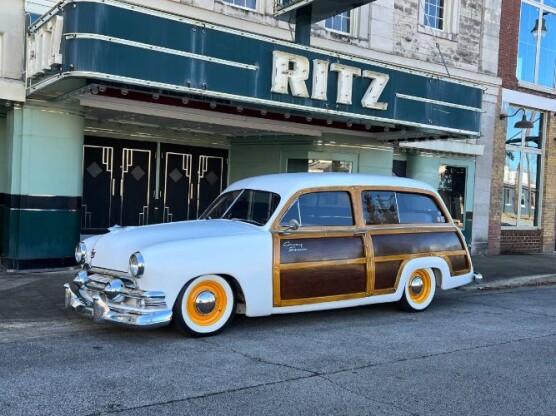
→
(28, 0, 482, 135)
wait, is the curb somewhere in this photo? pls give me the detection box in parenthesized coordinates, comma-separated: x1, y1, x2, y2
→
(460, 274, 556, 292)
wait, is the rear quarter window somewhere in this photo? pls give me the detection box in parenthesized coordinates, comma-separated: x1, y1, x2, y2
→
(362, 190, 447, 225)
(396, 193, 447, 224)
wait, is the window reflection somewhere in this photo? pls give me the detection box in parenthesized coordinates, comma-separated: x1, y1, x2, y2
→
(502, 150, 521, 226)
(501, 106, 545, 227)
(517, 3, 539, 83)
(520, 153, 541, 226)
(517, 1, 556, 88)
(539, 12, 556, 88)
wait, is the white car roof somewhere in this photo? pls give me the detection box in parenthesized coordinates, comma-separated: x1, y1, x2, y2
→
(226, 173, 437, 198)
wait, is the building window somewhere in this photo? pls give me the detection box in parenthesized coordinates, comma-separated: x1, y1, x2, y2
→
(501, 106, 545, 227)
(517, 1, 556, 89)
(324, 11, 351, 34)
(438, 166, 466, 228)
(423, 0, 445, 30)
(223, 0, 257, 10)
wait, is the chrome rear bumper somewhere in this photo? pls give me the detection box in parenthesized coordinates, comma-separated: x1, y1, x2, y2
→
(64, 283, 172, 329)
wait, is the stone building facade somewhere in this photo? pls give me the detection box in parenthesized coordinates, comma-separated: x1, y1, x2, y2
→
(488, 0, 556, 254)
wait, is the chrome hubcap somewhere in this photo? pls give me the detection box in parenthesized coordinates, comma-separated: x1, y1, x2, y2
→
(410, 277, 424, 296)
(194, 291, 216, 315)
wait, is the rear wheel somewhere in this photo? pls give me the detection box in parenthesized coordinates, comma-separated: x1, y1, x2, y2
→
(399, 268, 436, 312)
(174, 275, 235, 336)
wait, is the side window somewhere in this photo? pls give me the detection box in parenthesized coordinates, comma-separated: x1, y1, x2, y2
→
(362, 191, 399, 225)
(280, 191, 354, 227)
(396, 193, 446, 224)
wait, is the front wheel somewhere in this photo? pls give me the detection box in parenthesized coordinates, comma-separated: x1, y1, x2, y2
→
(399, 268, 436, 312)
(174, 275, 235, 336)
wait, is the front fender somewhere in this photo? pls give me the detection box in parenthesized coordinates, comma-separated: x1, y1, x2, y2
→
(139, 233, 274, 317)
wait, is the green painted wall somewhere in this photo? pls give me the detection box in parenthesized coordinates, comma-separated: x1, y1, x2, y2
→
(229, 136, 394, 183)
(406, 154, 475, 211)
(1, 106, 84, 266)
(2, 210, 80, 259)
(0, 116, 7, 194)
(7, 106, 84, 196)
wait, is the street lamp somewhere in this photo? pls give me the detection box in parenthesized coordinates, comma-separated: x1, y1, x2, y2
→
(500, 108, 535, 129)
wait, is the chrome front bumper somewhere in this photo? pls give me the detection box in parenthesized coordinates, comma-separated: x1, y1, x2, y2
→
(64, 274, 172, 329)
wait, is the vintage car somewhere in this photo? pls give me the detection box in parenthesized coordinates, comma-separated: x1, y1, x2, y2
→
(65, 173, 482, 336)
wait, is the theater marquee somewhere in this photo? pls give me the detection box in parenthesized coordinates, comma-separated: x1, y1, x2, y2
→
(27, 0, 483, 136)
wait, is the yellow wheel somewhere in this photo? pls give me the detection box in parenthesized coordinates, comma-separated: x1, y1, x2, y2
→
(174, 275, 235, 336)
(399, 268, 436, 312)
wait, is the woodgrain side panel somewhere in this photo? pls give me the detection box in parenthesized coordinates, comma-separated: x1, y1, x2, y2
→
(372, 232, 464, 257)
(280, 237, 365, 264)
(449, 255, 469, 273)
(374, 261, 402, 290)
(280, 264, 366, 300)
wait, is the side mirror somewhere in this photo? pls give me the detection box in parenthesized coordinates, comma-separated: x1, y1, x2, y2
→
(288, 219, 300, 231)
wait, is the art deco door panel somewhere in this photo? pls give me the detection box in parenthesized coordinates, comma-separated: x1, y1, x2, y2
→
(161, 151, 194, 222)
(120, 147, 155, 226)
(82, 145, 114, 232)
(196, 155, 226, 218)
(82, 138, 227, 232)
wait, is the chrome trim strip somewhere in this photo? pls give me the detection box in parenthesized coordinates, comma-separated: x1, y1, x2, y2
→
(29, 71, 481, 136)
(28, 0, 484, 88)
(65, 33, 258, 71)
(89, 266, 128, 276)
(396, 93, 484, 113)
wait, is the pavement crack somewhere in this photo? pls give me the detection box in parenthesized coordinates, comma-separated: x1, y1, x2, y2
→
(83, 373, 321, 415)
(322, 332, 556, 378)
(198, 337, 320, 377)
(318, 374, 417, 416)
(85, 333, 555, 415)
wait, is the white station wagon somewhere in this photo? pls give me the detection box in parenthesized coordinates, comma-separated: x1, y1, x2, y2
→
(65, 173, 482, 336)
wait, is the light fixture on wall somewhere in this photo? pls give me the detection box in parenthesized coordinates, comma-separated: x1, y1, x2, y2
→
(531, 12, 549, 39)
(500, 107, 534, 129)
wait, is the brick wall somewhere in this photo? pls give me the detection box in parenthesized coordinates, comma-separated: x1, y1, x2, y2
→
(500, 229, 542, 253)
(491, 113, 556, 255)
(490, 0, 556, 254)
(541, 115, 556, 252)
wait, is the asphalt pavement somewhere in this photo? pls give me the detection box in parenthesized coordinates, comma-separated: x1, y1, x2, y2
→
(0, 284, 555, 415)
(0, 252, 555, 322)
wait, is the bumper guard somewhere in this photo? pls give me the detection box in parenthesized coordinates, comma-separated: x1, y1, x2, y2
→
(64, 283, 172, 328)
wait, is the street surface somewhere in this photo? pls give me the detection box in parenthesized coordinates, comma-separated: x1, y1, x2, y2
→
(0, 284, 555, 416)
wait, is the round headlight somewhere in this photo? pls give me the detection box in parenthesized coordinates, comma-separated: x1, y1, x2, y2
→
(75, 242, 87, 264)
(129, 252, 145, 277)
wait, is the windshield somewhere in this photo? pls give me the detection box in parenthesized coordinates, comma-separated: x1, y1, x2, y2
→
(199, 189, 281, 226)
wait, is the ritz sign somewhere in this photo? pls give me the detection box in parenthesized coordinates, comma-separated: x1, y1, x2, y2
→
(270, 51, 390, 110)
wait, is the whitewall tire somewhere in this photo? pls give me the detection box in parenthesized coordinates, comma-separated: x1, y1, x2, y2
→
(174, 275, 235, 336)
(399, 268, 436, 312)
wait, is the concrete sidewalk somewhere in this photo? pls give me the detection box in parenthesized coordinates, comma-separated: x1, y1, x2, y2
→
(0, 253, 555, 322)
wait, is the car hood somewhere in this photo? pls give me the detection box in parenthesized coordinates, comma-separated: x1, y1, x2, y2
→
(88, 220, 264, 272)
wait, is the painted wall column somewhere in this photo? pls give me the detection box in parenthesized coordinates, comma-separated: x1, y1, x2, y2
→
(0, 105, 84, 270)
(405, 153, 440, 188)
(0, 115, 8, 258)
